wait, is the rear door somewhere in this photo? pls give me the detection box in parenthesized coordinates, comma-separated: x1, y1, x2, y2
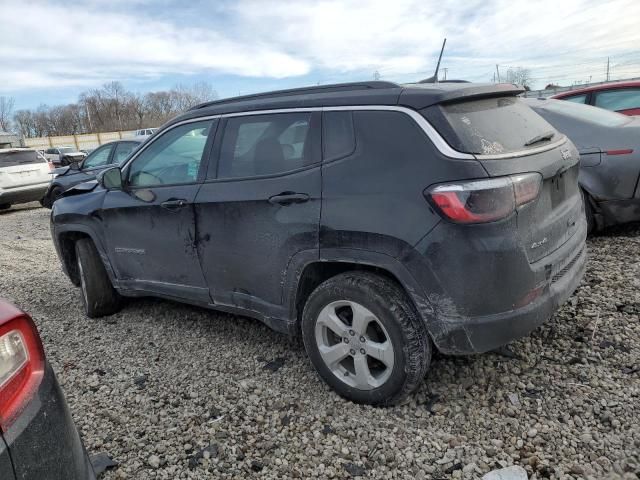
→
(101, 119, 217, 302)
(195, 111, 321, 312)
(0, 150, 50, 189)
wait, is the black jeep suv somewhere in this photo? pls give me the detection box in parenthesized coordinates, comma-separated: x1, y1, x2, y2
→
(51, 81, 587, 405)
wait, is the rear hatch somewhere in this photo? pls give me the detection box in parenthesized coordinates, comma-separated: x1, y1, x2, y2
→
(422, 95, 582, 263)
(0, 150, 51, 189)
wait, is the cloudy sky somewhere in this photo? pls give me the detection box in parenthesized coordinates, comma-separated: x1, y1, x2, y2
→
(2, 0, 640, 110)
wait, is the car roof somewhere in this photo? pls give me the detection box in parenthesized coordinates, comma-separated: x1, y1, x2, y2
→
(171, 81, 523, 125)
(551, 80, 640, 98)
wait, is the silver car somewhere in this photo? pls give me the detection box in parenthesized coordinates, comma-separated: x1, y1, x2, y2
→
(526, 98, 640, 231)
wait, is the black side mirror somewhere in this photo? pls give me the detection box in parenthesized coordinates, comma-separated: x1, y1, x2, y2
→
(97, 166, 123, 191)
(69, 161, 81, 170)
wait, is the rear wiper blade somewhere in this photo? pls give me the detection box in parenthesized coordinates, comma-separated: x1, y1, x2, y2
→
(524, 130, 555, 147)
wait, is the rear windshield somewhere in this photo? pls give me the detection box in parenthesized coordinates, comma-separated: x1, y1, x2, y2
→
(0, 150, 44, 167)
(541, 99, 631, 127)
(422, 96, 558, 155)
(59, 147, 75, 154)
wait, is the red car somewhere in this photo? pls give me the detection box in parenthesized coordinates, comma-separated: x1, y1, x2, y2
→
(551, 80, 640, 116)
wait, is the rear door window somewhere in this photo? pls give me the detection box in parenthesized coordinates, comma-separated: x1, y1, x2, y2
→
(594, 88, 640, 112)
(422, 97, 558, 155)
(323, 111, 355, 161)
(0, 150, 44, 167)
(112, 142, 139, 165)
(217, 112, 319, 179)
(82, 144, 113, 169)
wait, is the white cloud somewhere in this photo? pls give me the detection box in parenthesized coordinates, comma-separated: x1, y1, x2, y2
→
(1, 0, 639, 93)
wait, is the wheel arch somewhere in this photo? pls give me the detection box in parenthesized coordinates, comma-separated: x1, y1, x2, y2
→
(286, 248, 435, 334)
(55, 225, 116, 287)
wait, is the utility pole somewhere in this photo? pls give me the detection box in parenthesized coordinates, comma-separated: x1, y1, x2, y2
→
(85, 104, 93, 133)
(443, 68, 448, 81)
(493, 72, 496, 83)
(495, 64, 501, 83)
(606, 57, 610, 82)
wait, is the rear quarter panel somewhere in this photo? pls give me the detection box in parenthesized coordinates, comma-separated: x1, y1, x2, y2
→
(320, 110, 487, 256)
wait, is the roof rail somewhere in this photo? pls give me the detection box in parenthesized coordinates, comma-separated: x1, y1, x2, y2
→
(189, 81, 400, 110)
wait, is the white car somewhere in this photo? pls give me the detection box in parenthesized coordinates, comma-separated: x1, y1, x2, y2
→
(0, 148, 51, 209)
(133, 128, 158, 139)
(43, 146, 86, 166)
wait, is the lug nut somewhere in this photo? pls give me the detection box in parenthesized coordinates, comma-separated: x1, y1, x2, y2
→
(360, 348, 366, 354)
(349, 349, 356, 355)
(343, 337, 349, 343)
(349, 330, 355, 336)
(359, 336, 365, 342)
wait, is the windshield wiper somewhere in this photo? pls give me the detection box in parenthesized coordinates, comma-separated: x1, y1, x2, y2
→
(524, 130, 555, 147)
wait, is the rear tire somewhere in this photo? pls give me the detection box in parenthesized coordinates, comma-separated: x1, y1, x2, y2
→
(301, 272, 431, 406)
(0, 204, 10, 210)
(75, 238, 122, 318)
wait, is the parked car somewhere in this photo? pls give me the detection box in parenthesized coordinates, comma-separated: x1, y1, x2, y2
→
(0, 299, 95, 479)
(42, 139, 142, 208)
(526, 98, 640, 231)
(44, 146, 86, 166)
(551, 80, 640, 116)
(133, 128, 158, 139)
(50, 81, 587, 405)
(0, 148, 51, 210)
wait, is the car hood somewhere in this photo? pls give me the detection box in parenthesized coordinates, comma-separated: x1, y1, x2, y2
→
(60, 180, 98, 198)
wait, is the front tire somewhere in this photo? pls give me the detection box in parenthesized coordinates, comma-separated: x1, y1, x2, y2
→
(0, 203, 10, 211)
(75, 238, 122, 318)
(301, 272, 431, 406)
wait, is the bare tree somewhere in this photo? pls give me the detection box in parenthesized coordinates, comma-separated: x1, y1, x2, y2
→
(505, 67, 532, 88)
(13, 81, 218, 137)
(0, 96, 15, 132)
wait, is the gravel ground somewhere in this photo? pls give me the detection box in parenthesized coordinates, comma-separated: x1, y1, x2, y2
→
(0, 202, 638, 480)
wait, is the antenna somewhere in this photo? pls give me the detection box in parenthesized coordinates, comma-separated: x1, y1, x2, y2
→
(418, 38, 447, 83)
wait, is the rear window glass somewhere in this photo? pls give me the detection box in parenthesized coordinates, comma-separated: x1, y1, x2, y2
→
(594, 88, 640, 111)
(542, 99, 631, 127)
(0, 150, 44, 167)
(422, 97, 557, 155)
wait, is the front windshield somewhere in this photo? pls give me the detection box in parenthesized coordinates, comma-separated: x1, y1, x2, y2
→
(541, 99, 631, 127)
(59, 147, 75, 153)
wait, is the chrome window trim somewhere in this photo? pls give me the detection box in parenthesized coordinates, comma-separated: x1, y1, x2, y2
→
(122, 104, 568, 170)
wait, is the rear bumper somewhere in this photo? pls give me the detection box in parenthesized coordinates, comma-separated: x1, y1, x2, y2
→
(1, 364, 95, 480)
(0, 182, 49, 205)
(411, 211, 588, 355)
(432, 244, 586, 354)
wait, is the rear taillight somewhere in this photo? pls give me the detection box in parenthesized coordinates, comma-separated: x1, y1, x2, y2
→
(426, 173, 542, 224)
(0, 307, 45, 431)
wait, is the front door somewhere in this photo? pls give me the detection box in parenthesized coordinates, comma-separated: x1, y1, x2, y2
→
(101, 119, 217, 302)
(195, 111, 321, 314)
